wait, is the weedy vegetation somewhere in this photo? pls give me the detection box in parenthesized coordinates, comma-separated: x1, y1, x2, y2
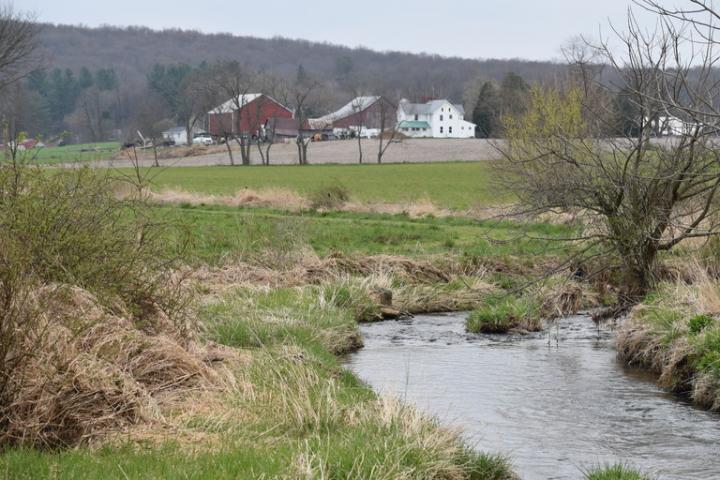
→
(584, 464, 649, 480)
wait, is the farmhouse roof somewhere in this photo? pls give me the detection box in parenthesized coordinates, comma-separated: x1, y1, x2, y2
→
(162, 126, 186, 135)
(397, 120, 431, 129)
(399, 99, 465, 116)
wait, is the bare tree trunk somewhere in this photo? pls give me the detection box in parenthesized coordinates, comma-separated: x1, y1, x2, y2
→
(296, 136, 304, 165)
(357, 130, 363, 164)
(185, 123, 192, 146)
(256, 138, 267, 165)
(264, 143, 272, 165)
(377, 134, 384, 164)
(152, 142, 159, 167)
(224, 134, 235, 166)
(296, 136, 310, 165)
(234, 136, 251, 165)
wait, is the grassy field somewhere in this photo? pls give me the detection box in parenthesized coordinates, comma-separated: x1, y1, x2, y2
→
(141, 162, 510, 209)
(0, 162, 651, 478)
(155, 204, 570, 265)
(1, 283, 514, 479)
(30, 142, 119, 164)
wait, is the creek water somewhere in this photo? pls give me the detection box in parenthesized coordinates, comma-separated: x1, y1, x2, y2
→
(346, 313, 720, 480)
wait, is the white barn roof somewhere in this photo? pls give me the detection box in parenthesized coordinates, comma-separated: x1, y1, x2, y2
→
(309, 96, 381, 129)
(209, 94, 263, 114)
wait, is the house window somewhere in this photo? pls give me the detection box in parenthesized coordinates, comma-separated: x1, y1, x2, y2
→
(414, 114, 419, 121)
(450, 114, 453, 119)
(440, 126, 444, 133)
(440, 115, 444, 121)
(449, 126, 453, 134)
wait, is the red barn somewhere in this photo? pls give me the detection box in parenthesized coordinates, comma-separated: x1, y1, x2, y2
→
(208, 94, 293, 138)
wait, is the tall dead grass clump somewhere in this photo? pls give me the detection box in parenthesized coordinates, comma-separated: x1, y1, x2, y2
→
(0, 164, 215, 447)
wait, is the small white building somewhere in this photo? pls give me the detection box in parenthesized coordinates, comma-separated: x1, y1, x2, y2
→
(162, 127, 188, 145)
(649, 116, 698, 136)
(397, 99, 476, 138)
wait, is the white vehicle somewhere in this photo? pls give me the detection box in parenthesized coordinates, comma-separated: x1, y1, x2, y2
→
(192, 133, 214, 146)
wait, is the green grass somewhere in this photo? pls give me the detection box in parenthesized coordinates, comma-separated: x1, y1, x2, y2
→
(0, 283, 515, 479)
(467, 292, 542, 333)
(142, 162, 510, 209)
(584, 464, 649, 479)
(155, 203, 570, 265)
(30, 142, 119, 164)
(621, 280, 720, 410)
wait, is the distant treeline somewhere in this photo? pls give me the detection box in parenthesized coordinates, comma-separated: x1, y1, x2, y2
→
(14, 23, 597, 142)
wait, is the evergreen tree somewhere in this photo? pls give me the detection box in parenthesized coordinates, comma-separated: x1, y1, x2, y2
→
(472, 82, 501, 138)
(499, 72, 530, 118)
(296, 64, 308, 84)
(95, 68, 118, 91)
(78, 67, 94, 89)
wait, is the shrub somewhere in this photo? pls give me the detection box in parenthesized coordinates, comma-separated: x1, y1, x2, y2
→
(694, 328, 720, 376)
(308, 182, 350, 210)
(0, 163, 196, 447)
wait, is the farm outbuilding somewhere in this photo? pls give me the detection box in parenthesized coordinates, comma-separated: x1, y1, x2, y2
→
(208, 94, 293, 139)
(309, 96, 395, 134)
(162, 127, 189, 145)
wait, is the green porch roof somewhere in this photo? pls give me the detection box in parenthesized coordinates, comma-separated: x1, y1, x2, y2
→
(397, 120, 431, 129)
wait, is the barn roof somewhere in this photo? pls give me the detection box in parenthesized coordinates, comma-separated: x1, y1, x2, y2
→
(309, 96, 381, 129)
(210, 94, 263, 114)
(209, 93, 293, 115)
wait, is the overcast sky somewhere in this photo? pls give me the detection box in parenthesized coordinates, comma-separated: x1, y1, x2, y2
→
(24, 0, 653, 61)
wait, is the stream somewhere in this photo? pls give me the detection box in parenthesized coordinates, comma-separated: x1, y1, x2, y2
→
(346, 313, 720, 480)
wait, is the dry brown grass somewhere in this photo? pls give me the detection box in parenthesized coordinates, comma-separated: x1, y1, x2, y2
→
(1, 284, 235, 448)
(142, 187, 535, 221)
(149, 188, 309, 211)
(188, 253, 475, 297)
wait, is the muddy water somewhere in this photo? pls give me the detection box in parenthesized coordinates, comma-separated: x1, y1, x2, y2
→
(347, 313, 720, 480)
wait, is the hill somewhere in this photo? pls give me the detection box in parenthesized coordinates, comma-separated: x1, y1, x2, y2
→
(36, 23, 565, 102)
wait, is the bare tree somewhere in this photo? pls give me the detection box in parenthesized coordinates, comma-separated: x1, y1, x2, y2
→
(0, 5, 38, 91)
(256, 74, 289, 165)
(0, 6, 39, 162)
(497, 8, 720, 301)
(350, 94, 367, 164)
(376, 96, 401, 164)
(131, 94, 174, 167)
(179, 70, 214, 147)
(291, 80, 318, 165)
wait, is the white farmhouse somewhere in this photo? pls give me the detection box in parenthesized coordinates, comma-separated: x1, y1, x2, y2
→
(396, 99, 476, 138)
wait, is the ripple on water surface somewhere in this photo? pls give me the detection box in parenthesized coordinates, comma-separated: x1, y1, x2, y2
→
(347, 313, 720, 480)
